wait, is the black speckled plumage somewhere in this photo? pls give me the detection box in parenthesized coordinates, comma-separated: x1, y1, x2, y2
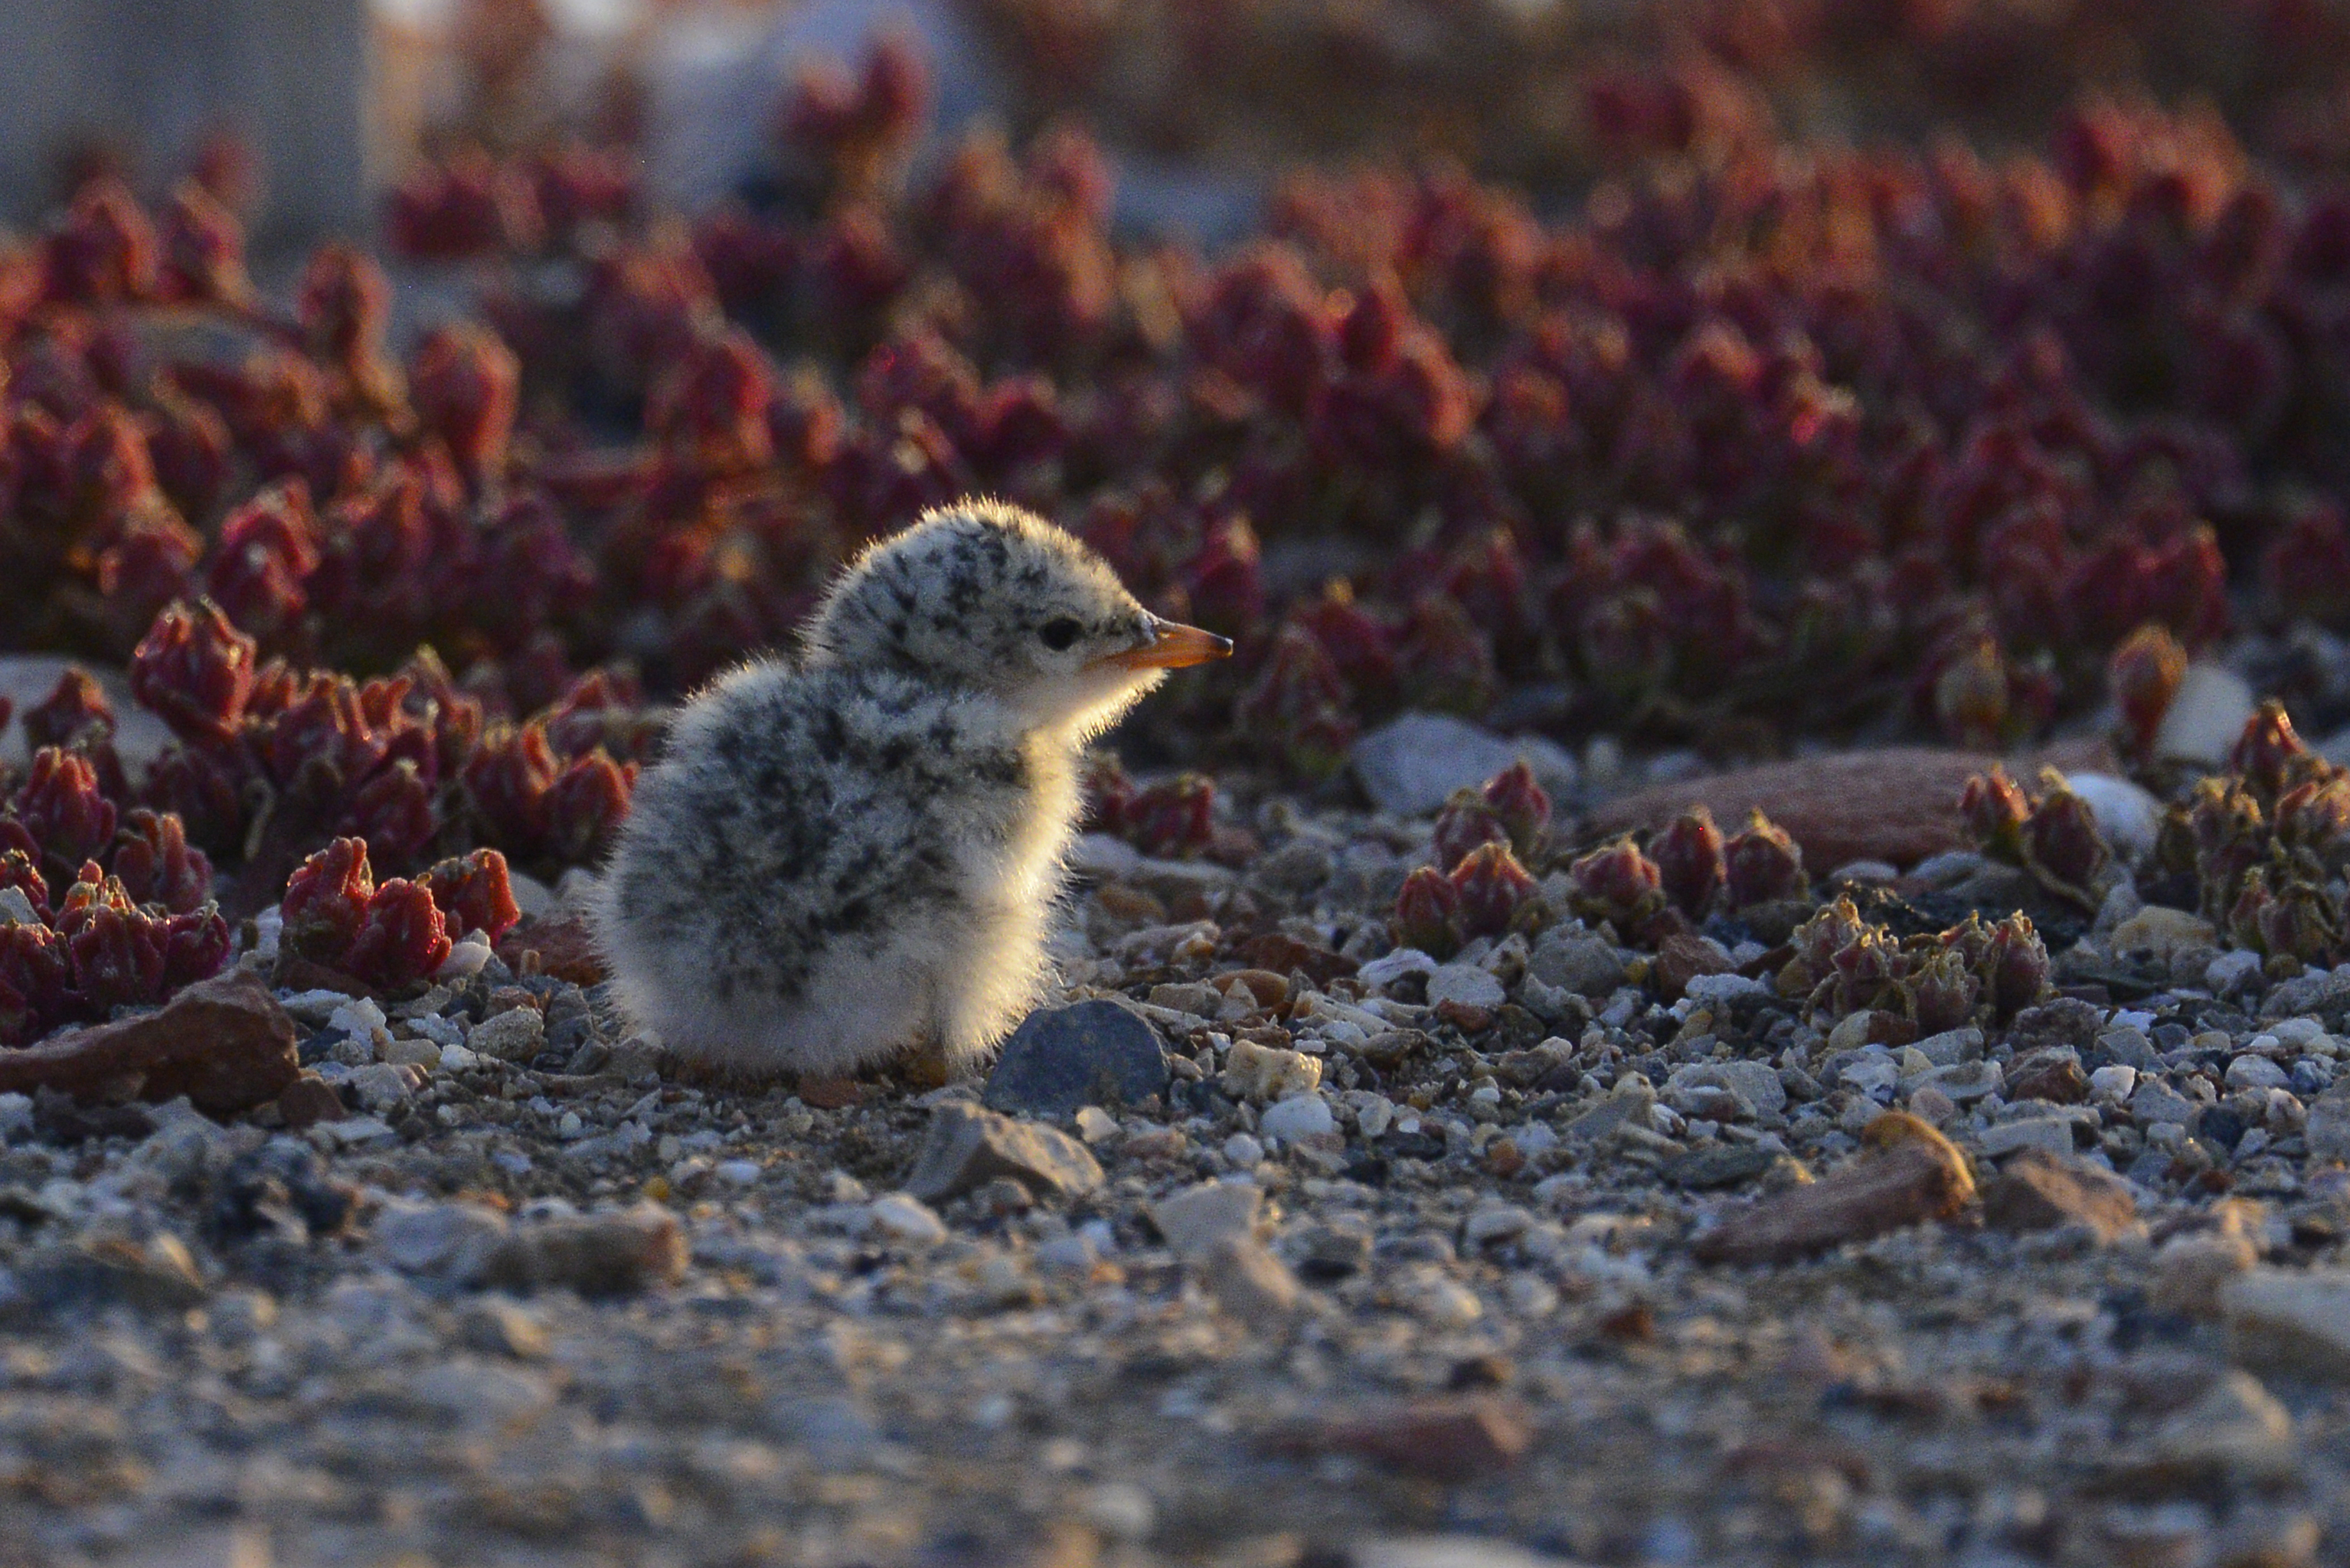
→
(593, 501, 1211, 1077)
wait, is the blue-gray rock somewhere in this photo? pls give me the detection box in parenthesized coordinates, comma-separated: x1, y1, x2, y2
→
(983, 1000, 1170, 1116)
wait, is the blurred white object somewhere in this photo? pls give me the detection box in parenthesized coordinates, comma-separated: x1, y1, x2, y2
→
(2156, 662, 2256, 765)
(2062, 772, 2162, 863)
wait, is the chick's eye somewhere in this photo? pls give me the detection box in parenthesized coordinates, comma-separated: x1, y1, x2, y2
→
(1038, 617, 1083, 651)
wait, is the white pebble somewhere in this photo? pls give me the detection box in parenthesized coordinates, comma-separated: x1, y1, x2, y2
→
(1222, 1133, 1265, 1168)
(439, 1043, 481, 1073)
(1259, 1094, 1336, 1143)
(867, 1193, 946, 1245)
(2089, 1064, 2138, 1102)
(1073, 1106, 1119, 1144)
(436, 932, 494, 981)
(714, 1159, 763, 1185)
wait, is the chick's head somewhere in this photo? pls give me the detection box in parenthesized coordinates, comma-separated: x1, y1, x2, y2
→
(805, 500, 1230, 737)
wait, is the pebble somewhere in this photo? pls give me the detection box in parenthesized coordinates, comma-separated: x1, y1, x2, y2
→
(1423, 963, 1507, 1011)
(1198, 1235, 1299, 1317)
(2223, 1269, 2350, 1382)
(1693, 1117, 1974, 1265)
(982, 999, 1169, 1116)
(467, 1007, 546, 1063)
(1259, 1093, 1338, 1142)
(1223, 1039, 1323, 1102)
(2155, 662, 2257, 763)
(867, 1194, 948, 1246)
(1350, 712, 1578, 816)
(1151, 1180, 1263, 1260)
(1980, 1149, 2138, 1242)
(902, 1102, 1104, 1204)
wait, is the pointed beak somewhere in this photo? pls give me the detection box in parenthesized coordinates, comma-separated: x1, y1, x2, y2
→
(1095, 616, 1234, 672)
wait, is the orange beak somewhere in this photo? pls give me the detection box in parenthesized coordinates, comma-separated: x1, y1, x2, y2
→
(1095, 616, 1234, 672)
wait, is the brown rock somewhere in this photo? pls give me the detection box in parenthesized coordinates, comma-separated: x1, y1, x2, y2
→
(476, 1204, 686, 1298)
(1694, 1115, 1976, 1265)
(1239, 932, 1357, 987)
(1267, 1396, 1534, 1481)
(1582, 740, 2114, 871)
(1652, 934, 1734, 1002)
(276, 1074, 349, 1129)
(2006, 1053, 2089, 1105)
(796, 1075, 865, 1109)
(0, 970, 298, 1117)
(495, 915, 608, 985)
(1982, 1148, 2138, 1242)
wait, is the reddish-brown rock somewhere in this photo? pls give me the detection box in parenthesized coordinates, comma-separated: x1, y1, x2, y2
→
(1694, 1116, 1976, 1265)
(1652, 934, 1734, 1002)
(496, 914, 607, 985)
(276, 1074, 349, 1129)
(1582, 740, 2115, 871)
(1982, 1148, 2138, 1243)
(0, 970, 298, 1116)
(1267, 1396, 1534, 1481)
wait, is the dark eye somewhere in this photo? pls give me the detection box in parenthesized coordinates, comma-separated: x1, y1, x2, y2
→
(1039, 618, 1082, 651)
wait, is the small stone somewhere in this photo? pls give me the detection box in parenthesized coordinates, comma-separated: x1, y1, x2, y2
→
(0, 971, 298, 1116)
(1223, 1132, 1265, 1168)
(903, 1102, 1104, 1204)
(2208, 949, 2265, 994)
(345, 1062, 420, 1114)
(2309, 1083, 2350, 1161)
(1150, 1181, 1263, 1261)
(2152, 1370, 2295, 1478)
(2111, 906, 2220, 962)
(713, 1158, 762, 1184)
(2155, 662, 2255, 765)
(2090, 1064, 2139, 1102)
(1662, 1145, 1777, 1190)
(2223, 1269, 2350, 1382)
(983, 999, 1170, 1116)
(1351, 712, 1577, 817)
(375, 1199, 512, 1279)
(276, 1074, 348, 1129)
(15, 1233, 207, 1311)
(1692, 1115, 1976, 1265)
(381, 1034, 441, 1069)
(1425, 963, 1507, 1011)
(1270, 1396, 1534, 1481)
(1072, 1106, 1119, 1144)
(1981, 1148, 2138, 1242)
(467, 1008, 545, 1063)
(1650, 935, 1733, 1002)
(1463, 1202, 1534, 1246)
(2130, 1081, 2198, 1126)
(1222, 1039, 1322, 1102)
(1912, 1027, 1985, 1066)
(867, 1194, 947, 1246)
(1198, 1234, 1299, 1318)
(2228, 1055, 2291, 1091)
(476, 1204, 687, 1298)
(1296, 1217, 1374, 1279)
(1260, 1093, 1337, 1142)
(1528, 933, 1626, 997)
(1564, 1079, 1656, 1144)
(1976, 1118, 2077, 1159)
(2152, 1224, 2260, 1320)
(459, 1296, 551, 1360)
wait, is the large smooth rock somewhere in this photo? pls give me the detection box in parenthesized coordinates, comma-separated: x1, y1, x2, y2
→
(1582, 740, 2113, 872)
(1692, 1118, 1974, 1265)
(1351, 713, 1578, 818)
(983, 1000, 1169, 1116)
(0, 970, 298, 1116)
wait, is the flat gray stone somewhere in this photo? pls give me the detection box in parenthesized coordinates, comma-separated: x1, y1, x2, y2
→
(1351, 712, 1578, 818)
(983, 1000, 1169, 1116)
(904, 1102, 1104, 1204)
(1529, 933, 1626, 997)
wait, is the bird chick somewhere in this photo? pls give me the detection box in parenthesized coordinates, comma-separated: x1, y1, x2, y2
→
(595, 500, 1231, 1078)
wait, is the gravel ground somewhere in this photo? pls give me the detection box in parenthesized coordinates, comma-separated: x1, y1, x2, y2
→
(5, 759, 2350, 1568)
